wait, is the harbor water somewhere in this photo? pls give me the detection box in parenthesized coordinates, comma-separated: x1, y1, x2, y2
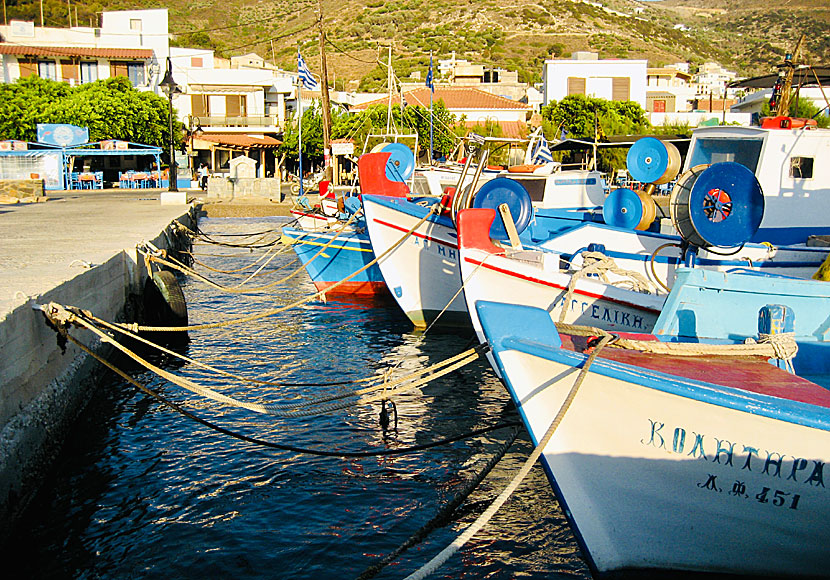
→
(2, 216, 590, 579)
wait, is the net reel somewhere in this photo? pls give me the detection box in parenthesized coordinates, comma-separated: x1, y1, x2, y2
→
(669, 162, 764, 249)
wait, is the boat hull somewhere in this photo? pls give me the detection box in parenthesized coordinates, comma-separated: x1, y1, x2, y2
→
(479, 301, 830, 578)
(282, 226, 389, 297)
(363, 195, 468, 327)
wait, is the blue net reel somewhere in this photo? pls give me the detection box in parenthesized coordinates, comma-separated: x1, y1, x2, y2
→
(670, 162, 764, 248)
(472, 177, 533, 240)
(381, 142, 415, 182)
(603, 187, 657, 230)
(627, 137, 682, 185)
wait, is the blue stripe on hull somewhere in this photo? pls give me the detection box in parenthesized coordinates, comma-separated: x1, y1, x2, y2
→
(283, 227, 385, 285)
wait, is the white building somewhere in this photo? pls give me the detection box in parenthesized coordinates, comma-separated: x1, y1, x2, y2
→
(692, 61, 739, 99)
(541, 52, 647, 109)
(0, 10, 169, 91)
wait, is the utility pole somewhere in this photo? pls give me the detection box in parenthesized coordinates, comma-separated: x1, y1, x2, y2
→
(317, 0, 332, 178)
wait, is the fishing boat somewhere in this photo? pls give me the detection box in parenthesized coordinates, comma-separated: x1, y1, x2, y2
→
(363, 139, 607, 328)
(281, 152, 404, 298)
(476, 282, 830, 577)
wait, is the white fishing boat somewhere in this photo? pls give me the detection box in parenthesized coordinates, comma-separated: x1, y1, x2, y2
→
(363, 139, 607, 328)
(476, 281, 830, 577)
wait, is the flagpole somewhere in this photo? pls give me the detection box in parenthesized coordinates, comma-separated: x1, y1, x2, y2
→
(297, 55, 304, 199)
(429, 53, 434, 165)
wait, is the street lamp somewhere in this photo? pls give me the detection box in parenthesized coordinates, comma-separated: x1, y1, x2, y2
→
(159, 57, 182, 192)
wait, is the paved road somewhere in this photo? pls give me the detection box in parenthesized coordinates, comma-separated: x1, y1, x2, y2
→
(0, 189, 195, 317)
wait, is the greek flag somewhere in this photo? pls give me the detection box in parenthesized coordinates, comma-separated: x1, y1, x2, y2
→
(297, 51, 319, 91)
(532, 134, 553, 164)
(425, 55, 434, 92)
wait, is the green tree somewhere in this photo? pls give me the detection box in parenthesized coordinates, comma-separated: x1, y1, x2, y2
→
(541, 95, 650, 173)
(0, 76, 182, 150)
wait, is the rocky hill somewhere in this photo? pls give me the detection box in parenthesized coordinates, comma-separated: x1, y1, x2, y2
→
(5, 0, 829, 89)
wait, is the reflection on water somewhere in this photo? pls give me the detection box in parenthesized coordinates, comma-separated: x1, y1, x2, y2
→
(1, 217, 590, 579)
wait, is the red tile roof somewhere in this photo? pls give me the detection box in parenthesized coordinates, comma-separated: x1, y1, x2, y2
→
(195, 133, 282, 149)
(0, 44, 154, 59)
(463, 120, 528, 139)
(353, 87, 530, 111)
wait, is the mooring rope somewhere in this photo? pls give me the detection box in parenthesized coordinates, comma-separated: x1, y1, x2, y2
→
(62, 329, 520, 458)
(559, 251, 653, 323)
(139, 212, 360, 294)
(39, 302, 484, 417)
(403, 334, 615, 580)
(356, 424, 521, 580)
(123, 201, 445, 333)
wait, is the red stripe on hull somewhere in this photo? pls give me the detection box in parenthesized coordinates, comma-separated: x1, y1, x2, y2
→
(313, 280, 390, 297)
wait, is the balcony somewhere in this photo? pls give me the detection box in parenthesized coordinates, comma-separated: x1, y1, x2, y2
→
(196, 116, 280, 129)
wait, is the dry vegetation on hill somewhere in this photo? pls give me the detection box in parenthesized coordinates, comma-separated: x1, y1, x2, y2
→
(5, 0, 829, 89)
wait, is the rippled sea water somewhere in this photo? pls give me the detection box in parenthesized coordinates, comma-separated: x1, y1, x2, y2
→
(3, 216, 591, 579)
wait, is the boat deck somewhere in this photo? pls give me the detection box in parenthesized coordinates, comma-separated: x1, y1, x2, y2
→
(561, 333, 830, 409)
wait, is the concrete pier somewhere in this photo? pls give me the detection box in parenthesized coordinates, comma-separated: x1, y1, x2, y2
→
(0, 189, 197, 541)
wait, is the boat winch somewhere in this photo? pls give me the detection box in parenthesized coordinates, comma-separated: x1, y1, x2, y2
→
(604, 137, 681, 230)
(669, 161, 764, 249)
(470, 177, 533, 241)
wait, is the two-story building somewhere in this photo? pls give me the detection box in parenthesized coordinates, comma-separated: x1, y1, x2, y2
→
(541, 52, 647, 109)
(0, 10, 169, 91)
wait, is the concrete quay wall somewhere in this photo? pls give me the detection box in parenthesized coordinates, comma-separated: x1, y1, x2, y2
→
(0, 193, 196, 542)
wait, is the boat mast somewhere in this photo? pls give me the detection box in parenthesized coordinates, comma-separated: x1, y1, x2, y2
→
(773, 34, 805, 117)
(317, 0, 333, 177)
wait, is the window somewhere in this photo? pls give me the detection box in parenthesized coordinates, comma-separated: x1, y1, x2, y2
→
(225, 95, 247, 117)
(38, 60, 57, 80)
(567, 77, 586, 96)
(612, 77, 630, 101)
(61, 60, 79, 84)
(191, 94, 210, 117)
(191, 57, 203, 67)
(110, 61, 145, 86)
(80, 62, 98, 84)
(790, 157, 814, 179)
(130, 19, 142, 31)
(688, 137, 764, 173)
(17, 58, 37, 78)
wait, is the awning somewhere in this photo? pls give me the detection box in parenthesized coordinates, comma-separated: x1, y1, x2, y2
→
(728, 66, 830, 89)
(194, 133, 282, 150)
(0, 44, 154, 59)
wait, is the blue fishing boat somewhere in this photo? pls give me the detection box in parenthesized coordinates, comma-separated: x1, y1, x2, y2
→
(475, 263, 830, 577)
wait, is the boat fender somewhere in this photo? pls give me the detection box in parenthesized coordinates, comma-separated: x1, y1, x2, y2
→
(439, 187, 456, 215)
(144, 270, 188, 328)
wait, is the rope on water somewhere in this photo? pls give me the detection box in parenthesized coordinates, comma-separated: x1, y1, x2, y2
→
(402, 334, 615, 580)
(139, 211, 360, 294)
(356, 424, 521, 580)
(63, 329, 520, 457)
(123, 201, 445, 333)
(39, 303, 484, 417)
(559, 251, 654, 323)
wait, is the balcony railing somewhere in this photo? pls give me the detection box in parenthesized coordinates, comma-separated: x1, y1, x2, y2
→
(198, 116, 279, 128)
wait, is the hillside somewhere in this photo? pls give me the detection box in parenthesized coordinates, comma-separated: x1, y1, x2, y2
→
(4, 0, 829, 90)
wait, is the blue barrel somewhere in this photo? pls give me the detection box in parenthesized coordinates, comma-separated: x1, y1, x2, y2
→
(472, 177, 533, 240)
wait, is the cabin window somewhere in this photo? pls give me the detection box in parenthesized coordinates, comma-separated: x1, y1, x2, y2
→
(687, 137, 763, 173)
(509, 177, 546, 202)
(567, 77, 586, 96)
(790, 157, 814, 179)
